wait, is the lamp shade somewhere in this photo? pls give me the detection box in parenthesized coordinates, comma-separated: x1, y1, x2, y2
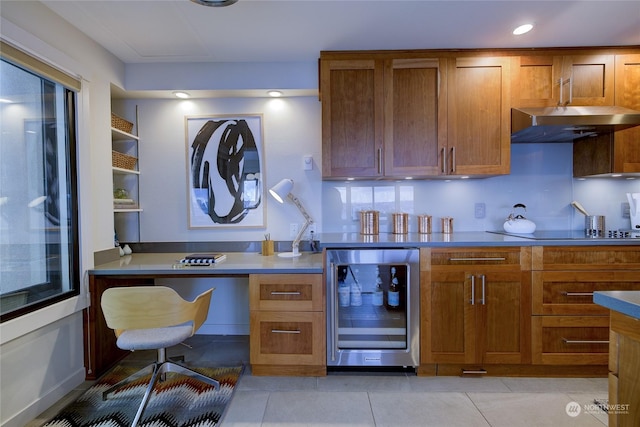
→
(269, 179, 294, 204)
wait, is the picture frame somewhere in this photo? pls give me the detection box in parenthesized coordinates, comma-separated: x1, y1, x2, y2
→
(185, 114, 265, 229)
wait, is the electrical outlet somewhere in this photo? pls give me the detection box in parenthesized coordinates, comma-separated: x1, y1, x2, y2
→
(290, 223, 299, 238)
(474, 203, 486, 219)
(622, 202, 630, 218)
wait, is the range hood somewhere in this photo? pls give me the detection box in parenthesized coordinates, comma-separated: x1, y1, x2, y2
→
(511, 106, 640, 143)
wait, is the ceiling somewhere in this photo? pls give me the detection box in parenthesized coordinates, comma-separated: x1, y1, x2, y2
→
(41, 0, 640, 64)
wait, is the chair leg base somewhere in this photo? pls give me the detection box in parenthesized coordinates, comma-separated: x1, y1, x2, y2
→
(103, 361, 220, 426)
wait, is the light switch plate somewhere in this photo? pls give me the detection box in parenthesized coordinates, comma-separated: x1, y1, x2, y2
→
(303, 155, 313, 170)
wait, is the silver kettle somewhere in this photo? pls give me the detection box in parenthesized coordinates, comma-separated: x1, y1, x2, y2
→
(503, 203, 536, 234)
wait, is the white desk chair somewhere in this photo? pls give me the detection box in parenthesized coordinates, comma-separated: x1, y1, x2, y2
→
(101, 286, 219, 426)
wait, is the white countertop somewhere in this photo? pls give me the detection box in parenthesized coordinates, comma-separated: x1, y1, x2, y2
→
(90, 252, 324, 276)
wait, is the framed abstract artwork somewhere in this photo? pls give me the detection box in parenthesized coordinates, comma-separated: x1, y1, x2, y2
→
(185, 114, 265, 228)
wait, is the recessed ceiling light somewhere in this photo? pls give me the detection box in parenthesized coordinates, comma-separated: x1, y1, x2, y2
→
(190, 0, 238, 7)
(173, 91, 190, 99)
(267, 90, 283, 97)
(513, 24, 533, 35)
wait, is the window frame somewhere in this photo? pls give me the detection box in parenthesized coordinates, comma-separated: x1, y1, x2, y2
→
(0, 43, 81, 322)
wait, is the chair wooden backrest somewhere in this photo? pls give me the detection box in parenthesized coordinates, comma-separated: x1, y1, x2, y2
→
(101, 286, 214, 338)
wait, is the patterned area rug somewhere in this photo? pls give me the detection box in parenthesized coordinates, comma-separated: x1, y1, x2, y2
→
(43, 364, 243, 427)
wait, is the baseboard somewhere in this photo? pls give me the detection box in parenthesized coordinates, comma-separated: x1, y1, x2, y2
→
(3, 367, 86, 427)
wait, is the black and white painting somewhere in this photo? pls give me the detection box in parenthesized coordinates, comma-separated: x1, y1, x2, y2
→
(186, 115, 265, 228)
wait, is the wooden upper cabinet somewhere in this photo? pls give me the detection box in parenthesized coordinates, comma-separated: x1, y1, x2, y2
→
(512, 54, 614, 107)
(613, 54, 640, 173)
(383, 58, 446, 177)
(321, 59, 384, 179)
(321, 55, 445, 179)
(447, 57, 511, 176)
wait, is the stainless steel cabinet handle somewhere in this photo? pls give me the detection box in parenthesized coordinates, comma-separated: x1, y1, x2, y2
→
(480, 274, 486, 305)
(271, 329, 301, 334)
(561, 292, 594, 297)
(377, 148, 382, 174)
(562, 338, 609, 345)
(330, 262, 337, 362)
(449, 257, 506, 262)
(470, 275, 475, 305)
(441, 147, 447, 174)
(270, 291, 302, 296)
(450, 147, 456, 174)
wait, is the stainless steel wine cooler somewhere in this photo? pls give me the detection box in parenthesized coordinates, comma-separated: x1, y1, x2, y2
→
(326, 248, 420, 368)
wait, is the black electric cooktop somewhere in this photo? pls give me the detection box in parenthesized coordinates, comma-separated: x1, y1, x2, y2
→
(487, 230, 640, 240)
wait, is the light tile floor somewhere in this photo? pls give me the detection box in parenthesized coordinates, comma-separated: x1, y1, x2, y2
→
(28, 335, 610, 427)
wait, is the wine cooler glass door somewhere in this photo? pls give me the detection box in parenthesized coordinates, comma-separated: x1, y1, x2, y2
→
(327, 249, 419, 367)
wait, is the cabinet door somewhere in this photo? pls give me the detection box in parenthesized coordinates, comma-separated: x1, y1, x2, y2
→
(614, 54, 640, 173)
(561, 55, 614, 106)
(321, 59, 384, 179)
(447, 57, 511, 176)
(383, 58, 446, 177)
(512, 55, 563, 107)
(478, 271, 531, 364)
(422, 270, 476, 364)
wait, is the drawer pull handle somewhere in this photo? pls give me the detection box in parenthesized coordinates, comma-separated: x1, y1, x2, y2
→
(270, 291, 302, 296)
(462, 369, 487, 375)
(449, 257, 506, 262)
(562, 338, 609, 345)
(271, 329, 301, 334)
(561, 292, 594, 297)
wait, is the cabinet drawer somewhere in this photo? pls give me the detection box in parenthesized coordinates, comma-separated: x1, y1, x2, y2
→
(532, 271, 640, 315)
(249, 311, 325, 366)
(532, 246, 640, 271)
(425, 247, 530, 271)
(532, 316, 609, 365)
(249, 274, 323, 311)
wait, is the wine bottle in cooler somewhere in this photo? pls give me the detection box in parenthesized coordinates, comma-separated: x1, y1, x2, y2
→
(372, 266, 384, 306)
(387, 267, 400, 309)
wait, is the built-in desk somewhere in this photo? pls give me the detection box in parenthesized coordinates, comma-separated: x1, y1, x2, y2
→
(86, 252, 323, 379)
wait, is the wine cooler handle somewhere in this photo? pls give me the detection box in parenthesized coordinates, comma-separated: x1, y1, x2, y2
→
(329, 262, 337, 362)
(470, 275, 475, 305)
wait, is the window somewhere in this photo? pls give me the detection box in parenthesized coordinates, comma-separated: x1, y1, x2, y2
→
(0, 42, 80, 322)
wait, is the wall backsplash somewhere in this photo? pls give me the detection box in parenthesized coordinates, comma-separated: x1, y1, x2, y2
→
(322, 143, 640, 234)
(131, 96, 638, 242)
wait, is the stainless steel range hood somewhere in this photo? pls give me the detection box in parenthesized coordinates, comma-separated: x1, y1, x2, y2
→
(511, 106, 640, 143)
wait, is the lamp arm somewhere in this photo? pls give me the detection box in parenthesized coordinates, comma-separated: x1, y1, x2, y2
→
(288, 193, 314, 255)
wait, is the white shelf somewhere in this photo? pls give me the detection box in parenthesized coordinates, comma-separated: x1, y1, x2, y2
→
(112, 166, 140, 175)
(111, 127, 139, 141)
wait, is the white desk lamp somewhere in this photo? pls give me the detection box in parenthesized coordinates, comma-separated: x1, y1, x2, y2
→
(269, 178, 313, 258)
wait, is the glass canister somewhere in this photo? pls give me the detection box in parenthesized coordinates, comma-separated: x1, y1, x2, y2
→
(417, 215, 432, 234)
(360, 210, 379, 235)
(392, 213, 409, 234)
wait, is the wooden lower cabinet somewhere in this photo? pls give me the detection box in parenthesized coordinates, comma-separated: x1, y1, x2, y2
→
(531, 246, 640, 372)
(249, 274, 325, 376)
(608, 311, 640, 427)
(420, 247, 531, 375)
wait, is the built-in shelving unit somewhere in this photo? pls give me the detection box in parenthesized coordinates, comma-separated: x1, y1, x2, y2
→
(111, 106, 141, 242)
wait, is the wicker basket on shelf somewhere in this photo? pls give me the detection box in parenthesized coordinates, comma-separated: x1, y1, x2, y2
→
(111, 113, 134, 134)
(112, 150, 137, 170)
